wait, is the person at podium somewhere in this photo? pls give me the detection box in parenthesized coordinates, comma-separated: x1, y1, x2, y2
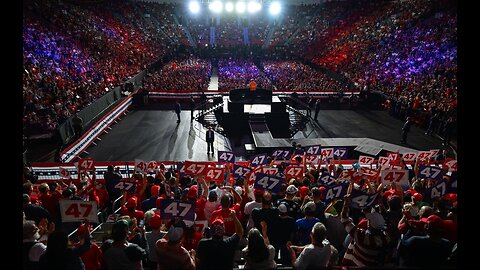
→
(249, 79, 257, 91)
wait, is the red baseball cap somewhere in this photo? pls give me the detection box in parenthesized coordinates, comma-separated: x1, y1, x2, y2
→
(149, 214, 162, 229)
(126, 197, 137, 208)
(412, 193, 423, 203)
(299, 186, 310, 199)
(187, 186, 198, 200)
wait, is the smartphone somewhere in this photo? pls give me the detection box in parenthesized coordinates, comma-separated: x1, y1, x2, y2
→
(139, 220, 145, 228)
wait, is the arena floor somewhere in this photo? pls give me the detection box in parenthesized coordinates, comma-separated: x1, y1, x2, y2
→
(81, 108, 450, 162)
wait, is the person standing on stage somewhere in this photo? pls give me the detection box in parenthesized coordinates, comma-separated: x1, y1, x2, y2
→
(206, 126, 215, 155)
(190, 96, 195, 122)
(314, 99, 321, 121)
(401, 117, 413, 144)
(175, 100, 181, 123)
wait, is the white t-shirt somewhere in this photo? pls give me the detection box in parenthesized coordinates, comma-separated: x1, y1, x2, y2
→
(244, 201, 262, 230)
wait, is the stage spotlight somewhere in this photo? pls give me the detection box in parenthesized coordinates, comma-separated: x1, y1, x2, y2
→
(209, 1, 223, 13)
(225, 2, 234, 13)
(236, 1, 246, 14)
(269, 1, 281, 15)
(189, 1, 200, 14)
(247, 1, 261, 13)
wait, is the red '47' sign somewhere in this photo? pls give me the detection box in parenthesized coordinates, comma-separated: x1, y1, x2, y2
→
(285, 166, 303, 179)
(78, 158, 94, 171)
(203, 167, 224, 184)
(358, 155, 374, 165)
(59, 200, 98, 223)
(381, 169, 409, 189)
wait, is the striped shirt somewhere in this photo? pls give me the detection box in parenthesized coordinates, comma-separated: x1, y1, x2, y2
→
(341, 217, 390, 267)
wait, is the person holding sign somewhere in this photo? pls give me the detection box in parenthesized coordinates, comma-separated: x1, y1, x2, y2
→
(104, 220, 147, 270)
(340, 190, 390, 267)
(39, 222, 93, 270)
(156, 224, 196, 270)
(196, 212, 244, 270)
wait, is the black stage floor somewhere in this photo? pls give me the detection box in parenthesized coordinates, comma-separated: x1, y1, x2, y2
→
(27, 108, 454, 163)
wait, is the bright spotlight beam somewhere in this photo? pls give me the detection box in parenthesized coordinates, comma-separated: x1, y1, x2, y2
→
(269, 2, 281, 15)
(236, 1, 246, 14)
(248, 1, 260, 13)
(225, 2, 234, 12)
(189, 1, 200, 14)
(209, 1, 223, 13)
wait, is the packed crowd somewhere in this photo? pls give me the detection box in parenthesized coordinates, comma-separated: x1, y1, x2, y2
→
(262, 60, 346, 91)
(23, 0, 174, 137)
(304, 0, 456, 119)
(23, 148, 458, 269)
(142, 57, 212, 91)
(218, 58, 272, 91)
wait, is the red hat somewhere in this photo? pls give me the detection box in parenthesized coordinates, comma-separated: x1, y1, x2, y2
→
(444, 193, 457, 202)
(358, 218, 368, 230)
(383, 189, 396, 200)
(212, 218, 224, 226)
(187, 186, 198, 200)
(254, 188, 264, 196)
(126, 197, 137, 208)
(421, 215, 444, 231)
(412, 193, 423, 203)
(299, 186, 310, 199)
(318, 186, 326, 199)
(77, 224, 92, 237)
(151, 185, 160, 197)
(149, 214, 162, 229)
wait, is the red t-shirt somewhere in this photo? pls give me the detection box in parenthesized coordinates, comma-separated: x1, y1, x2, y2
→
(195, 197, 207, 221)
(73, 242, 103, 270)
(210, 204, 241, 236)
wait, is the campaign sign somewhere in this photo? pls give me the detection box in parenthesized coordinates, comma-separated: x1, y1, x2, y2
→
(59, 200, 98, 223)
(177, 162, 186, 177)
(350, 189, 379, 209)
(323, 182, 349, 204)
(218, 151, 235, 163)
(418, 165, 443, 181)
(146, 161, 158, 172)
(333, 147, 348, 159)
(444, 159, 457, 172)
(250, 154, 268, 167)
(78, 158, 95, 171)
(204, 167, 225, 184)
(159, 199, 195, 221)
(233, 164, 252, 178)
(387, 152, 400, 162)
(254, 173, 283, 193)
(321, 148, 334, 160)
(305, 145, 322, 156)
(378, 157, 390, 169)
(285, 166, 304, 179)
(59, 167, 71, 179)
(447, 172, 457, 194)
(417, 151, 434, 161)
(184, 161, 212, 175)
(426, 180, 447, 199)
(429, 149, 440, 159)
(381, 169, 409, 189)
(358, 155, 375, 165)
(262, 167, 279, 176)
(272, 149, 292, 160)
(113, 179, 137, 193)
(318, 173, 337, 186)
(402, 152, 418, 162)
(134, 159, 147, 173)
